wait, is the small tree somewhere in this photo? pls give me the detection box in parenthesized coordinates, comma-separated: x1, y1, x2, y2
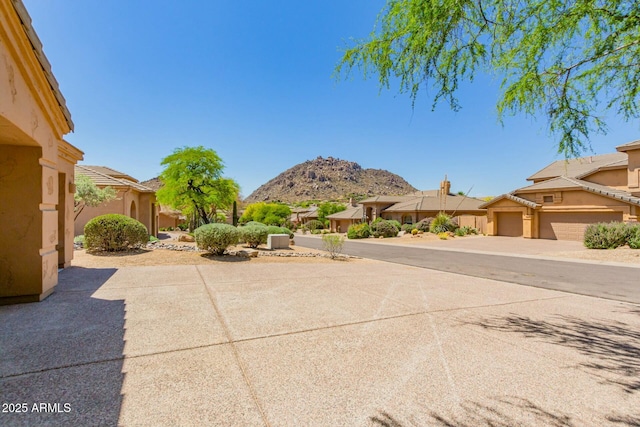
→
(156, 146, 239, 227)
(317, 202, 347, 227)
(239, 202, 291, 225)
(74, 174, 117, 220)
(232, 201, 238, 226)
(322, 234, 345, 259)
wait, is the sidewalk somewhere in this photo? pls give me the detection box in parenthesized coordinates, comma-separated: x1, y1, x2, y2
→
(1, 261, 638, 425)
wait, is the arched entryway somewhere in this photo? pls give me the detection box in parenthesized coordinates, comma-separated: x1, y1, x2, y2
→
(130, 200, 137, 220)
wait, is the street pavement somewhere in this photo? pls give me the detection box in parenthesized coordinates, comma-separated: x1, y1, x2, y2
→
(1, 261, 639, 426)
(295, 235, 640, 304)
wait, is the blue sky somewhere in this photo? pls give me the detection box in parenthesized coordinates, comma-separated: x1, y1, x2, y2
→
(25, 1, 639, 198)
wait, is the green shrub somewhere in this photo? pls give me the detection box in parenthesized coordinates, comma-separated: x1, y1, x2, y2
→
(311, 229, 322, 234)
(454, 226, 478, 237)
(628, 224, 640, 249)
(371, 220, 399, 238)
(347, 223, 370, 239)
(401, 223, 415, 233)
(177, 223, 188, 231)
(414, 218, 433, 232)
(194, 223, 239, 255)
(84, 214, 148, 252)
(306, 220, 324, 231)
(74, 235, 85, 246)
(322, 234, 345, 259)
(266, 226, 294, 238)
(149, 235, 159, 242)
(244, 221, 267, 228)
(411, 228, 419, 235)
(583, 222, 630, 249)
(238, 225, 268, 248)
(429, 213, 457, 233)
(388, 219, 402, 230)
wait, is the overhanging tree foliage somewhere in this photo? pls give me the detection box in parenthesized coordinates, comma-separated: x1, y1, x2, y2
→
(335, 0, 640, 156)
(74, 174, 117, 220)
(156, 146, 239, 227)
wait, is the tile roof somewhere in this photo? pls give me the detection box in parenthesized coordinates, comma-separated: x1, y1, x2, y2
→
(616, 139, 640, 152)
(81, 165, 137, 182)
(327, 205, 364, 220)
(382, 195, 485, 213)
(526, 152, 627, 181)
(76, 165, 154, 193)
(514, 176, 640, 207)
(359, 195, 415, 204)
(479, 194, 539, 209)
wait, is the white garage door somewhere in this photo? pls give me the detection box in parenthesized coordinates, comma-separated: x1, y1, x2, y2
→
(539, 212, 623, 241)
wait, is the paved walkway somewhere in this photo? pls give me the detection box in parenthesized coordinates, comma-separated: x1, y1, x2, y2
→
(1, 261, 638, 426)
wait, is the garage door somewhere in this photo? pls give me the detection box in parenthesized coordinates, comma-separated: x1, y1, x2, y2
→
(539, 212, 623, 241)
(496, 212, 523, 237)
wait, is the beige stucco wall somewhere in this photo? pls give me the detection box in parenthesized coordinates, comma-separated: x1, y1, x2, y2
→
(582, 169, 628, 190)
(75, 188, 158, 237)
(0, 3, 81, 304)
(626, 149, 640, 194)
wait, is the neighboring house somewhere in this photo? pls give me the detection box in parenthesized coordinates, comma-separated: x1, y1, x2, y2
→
(1, 0, 83, 304)
(481, 141, 640, 240)
(327, 181, 487, 232)
(291, 205, 319, 226)
(75, 165, 158, 237)
(139, 177, 184, 229)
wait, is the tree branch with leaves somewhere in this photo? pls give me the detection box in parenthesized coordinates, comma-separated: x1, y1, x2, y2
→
(335, 0, 640, 156)
(74, 174, 117, 220)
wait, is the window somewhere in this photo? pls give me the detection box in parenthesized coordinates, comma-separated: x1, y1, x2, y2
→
(543, 195, 553, 203)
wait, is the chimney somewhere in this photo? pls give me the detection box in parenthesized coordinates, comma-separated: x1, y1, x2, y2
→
(440, 179, 451, 195)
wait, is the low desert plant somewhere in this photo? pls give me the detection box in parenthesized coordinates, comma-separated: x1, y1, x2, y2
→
(195, 223, 239, 255)
(347, 223, 370, 239)
(322, 234, 345, 259)
(238, 225, 269, 248)
(438, 232, 449, 240)
(84, 214, 148, 252)
(388, 219, 402, 230)
(371, 219, 399, 238)
(430, 213, 457, 233)
(628, 224, 640, 249)
(583, 222, 630, 249)
(73, 235, 85, 246)
(149, 235, 159, 242)
(455, 226, 478, 237)
(411, 228, 419, 235)
(266, 225, 294, 238)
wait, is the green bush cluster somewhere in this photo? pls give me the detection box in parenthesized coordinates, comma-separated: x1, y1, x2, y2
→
(266, 225, 294, 238)
(305, 220, 324, 231)
(583, 222, 639, 249)
(84, 214, 149, 252)
(322, 234, 345, 259)
(347, 223, 370, 239)
(387, 219, 402, 230)
(239, 224, 269, 248)
(401, 223, 415, 233)
(429, 213, 457, 233)
(414, 218, 433, 232)
(194, 223, 239, 255)
(455, 226, 479, 237)
(371, 220, 399, 238)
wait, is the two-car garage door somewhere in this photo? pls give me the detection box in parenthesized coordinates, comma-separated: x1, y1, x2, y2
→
(539, 212, 623, 241)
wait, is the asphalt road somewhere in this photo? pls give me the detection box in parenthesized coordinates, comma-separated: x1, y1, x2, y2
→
(295, 235, 640, 304)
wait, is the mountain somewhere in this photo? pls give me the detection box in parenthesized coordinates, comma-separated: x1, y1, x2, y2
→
(244, 156, 417, 203)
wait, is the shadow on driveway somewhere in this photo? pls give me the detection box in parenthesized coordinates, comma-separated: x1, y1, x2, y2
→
(0, 267, 125, 426)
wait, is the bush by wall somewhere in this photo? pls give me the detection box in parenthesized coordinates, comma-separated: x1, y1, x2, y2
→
(429, 213, 457, 233)
(371, 220, 399, 238)
(238, 225, 269, 248)
(583, 222, 631, 249)
(266, 225, 294, 238)
(347, 223, 370, 239)
(194, 223, 239, 255)
(84, 214, 149, 252)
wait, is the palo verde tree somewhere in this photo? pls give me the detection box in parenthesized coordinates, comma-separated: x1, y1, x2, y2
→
(335, 0, 640, 157)
(156, 146, 239, 228)
(74, 174, 117, 220)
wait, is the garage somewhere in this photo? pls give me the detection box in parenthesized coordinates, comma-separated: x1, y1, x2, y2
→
(496, 212, 523, 237)
(539, 212, 623, 241)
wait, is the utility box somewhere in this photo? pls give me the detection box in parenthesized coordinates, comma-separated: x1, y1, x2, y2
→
(267, 234, 289, 250)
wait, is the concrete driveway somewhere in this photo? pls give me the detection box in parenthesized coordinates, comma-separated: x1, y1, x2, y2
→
(1, 261, 639, 426)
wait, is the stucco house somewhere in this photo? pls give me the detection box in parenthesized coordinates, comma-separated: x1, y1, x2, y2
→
(481, 141, 640, 240)
(327, 181, 487, 232)
(139, 177, 184, 229)
(75, 165, 159, 237)
(1, 0, 83, 304)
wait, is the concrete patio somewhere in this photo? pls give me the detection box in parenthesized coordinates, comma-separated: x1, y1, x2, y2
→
(1, 261, 639, 426)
